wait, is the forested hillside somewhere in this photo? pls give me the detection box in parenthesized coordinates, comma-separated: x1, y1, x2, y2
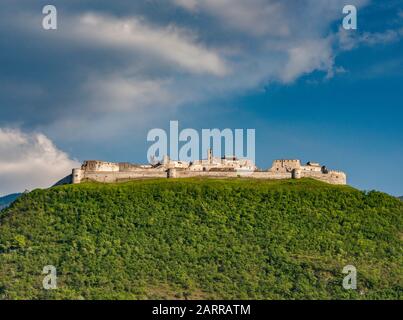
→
(0, 179, 402, 300)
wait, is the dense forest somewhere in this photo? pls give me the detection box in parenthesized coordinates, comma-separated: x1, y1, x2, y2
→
(0, 178, 402, 300)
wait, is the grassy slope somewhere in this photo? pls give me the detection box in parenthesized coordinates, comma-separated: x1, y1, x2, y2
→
(0, 178, 402, 300)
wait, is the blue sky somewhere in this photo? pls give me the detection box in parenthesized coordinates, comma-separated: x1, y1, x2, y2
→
(0, 0, 402, 195)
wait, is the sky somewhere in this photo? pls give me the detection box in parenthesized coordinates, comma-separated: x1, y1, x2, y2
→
(0, 0, 402, 196)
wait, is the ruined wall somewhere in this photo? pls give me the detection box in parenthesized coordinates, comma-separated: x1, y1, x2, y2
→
(250, 172, 292, 180)
(71, 159, 346, 185)
(82, 161, 120, 172)
(118, 163, 152, 172)
(175, 170, 238, 179)
(165, 170, 293, 180)
(269, 160, 301, 173)
(82, 170, 167, 183)
(301, 164, 322, 173)
(167, 170, 340, 183)
(300, 171, 347, 185)
(72, 169, 346, 185)
(72, 169, 84, 184)
(72, 169, 345, 185)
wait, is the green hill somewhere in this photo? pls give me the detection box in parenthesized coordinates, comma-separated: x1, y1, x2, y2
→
(0, 178, 402, 300)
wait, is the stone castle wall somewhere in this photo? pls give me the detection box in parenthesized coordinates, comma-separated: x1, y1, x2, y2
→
(71, 155, 347, 185)
(73, 167, 345, 185)
(301, 171, 347, 185)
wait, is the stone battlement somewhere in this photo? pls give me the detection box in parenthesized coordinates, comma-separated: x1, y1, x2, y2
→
(71, 150, 347, 185)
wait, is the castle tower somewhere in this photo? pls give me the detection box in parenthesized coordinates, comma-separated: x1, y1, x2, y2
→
(292, 168, 302, 179)
(72, 168, 84, 184)
(163, 155, 170, 166)
(167, 168, 177, 178)
(207, 148, 213, 164)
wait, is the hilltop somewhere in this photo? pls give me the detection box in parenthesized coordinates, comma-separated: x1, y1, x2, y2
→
(0, 178, 402, 300)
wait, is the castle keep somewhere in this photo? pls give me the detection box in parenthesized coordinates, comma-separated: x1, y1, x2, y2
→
(71, 150, 347, 185)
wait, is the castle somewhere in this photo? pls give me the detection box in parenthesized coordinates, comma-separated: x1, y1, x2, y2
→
(71, 149, 347, 185)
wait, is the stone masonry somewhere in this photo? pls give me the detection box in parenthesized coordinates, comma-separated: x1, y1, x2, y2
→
(71, 149, 347, 185)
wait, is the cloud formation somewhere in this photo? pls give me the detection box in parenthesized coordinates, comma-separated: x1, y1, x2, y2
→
(0, 128, 79, 195)
(174, 0, 291, 36)
(1, 1, 379, 135)
(73, 13, 229, 76)
(1, 0, 403, 194)
(0, 0, 401, 153)
(338, 26, 403, 50)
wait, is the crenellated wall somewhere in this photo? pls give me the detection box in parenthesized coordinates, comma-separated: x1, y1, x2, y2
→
(301, 170, 347, 185)
(71, 157, 347, 185)
(270, 160, 301, 173)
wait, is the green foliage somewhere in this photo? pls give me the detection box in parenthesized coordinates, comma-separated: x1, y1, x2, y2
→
(0, 178, 402, 300)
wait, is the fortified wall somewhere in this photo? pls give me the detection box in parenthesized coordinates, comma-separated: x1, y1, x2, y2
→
(71, 150, 347, 185)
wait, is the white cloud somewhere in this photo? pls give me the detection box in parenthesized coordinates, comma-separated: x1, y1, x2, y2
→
(3, 0, 394, 145)
(169, 0, 370, 86)
(173, 0, 291, 36)
(338, 27, 403, 50)
(174, 0, 199, 11)
(359, 28, 403, 45)
(83, 75, 175, 112)
(72, 13, 229, 76)
(0, 128, 80, 195)
(282, 39, 334, 83)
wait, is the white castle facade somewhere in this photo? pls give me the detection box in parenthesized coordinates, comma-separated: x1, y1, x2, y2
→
(71, 149, 347, 185)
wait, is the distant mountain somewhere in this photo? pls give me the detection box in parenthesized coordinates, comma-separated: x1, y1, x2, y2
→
(0, 193, 22, 210)
(52, 174, 72, 187)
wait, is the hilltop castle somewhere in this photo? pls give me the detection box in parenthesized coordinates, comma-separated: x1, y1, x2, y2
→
(71, 149, 347, 185)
